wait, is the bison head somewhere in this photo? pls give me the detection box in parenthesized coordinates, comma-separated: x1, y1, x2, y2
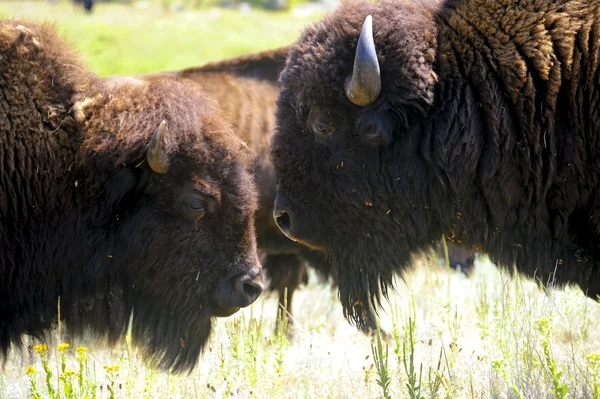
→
(270, 1, 473, 332)
(67, 76, 263, 373)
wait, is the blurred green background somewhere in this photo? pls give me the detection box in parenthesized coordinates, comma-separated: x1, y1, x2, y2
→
(0, 0, 327, 76)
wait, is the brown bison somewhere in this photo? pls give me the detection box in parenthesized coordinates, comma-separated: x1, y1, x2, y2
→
(149, 45, 477, 333)
(0, 20, 263, 373)
(73, 0, 94, 13)
(271, 0, 600, 333)
(151, 48, 331, 331)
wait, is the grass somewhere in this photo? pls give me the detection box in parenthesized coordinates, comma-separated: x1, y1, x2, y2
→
(2, 258, 600, 398)
(0, 0, 322, 76)
(1, 2, 600, 398)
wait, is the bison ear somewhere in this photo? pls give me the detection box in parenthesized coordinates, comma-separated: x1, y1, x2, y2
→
(146, 120, 170, 174)
(104, 167, 141, 211)
(357, 106, 405, 147)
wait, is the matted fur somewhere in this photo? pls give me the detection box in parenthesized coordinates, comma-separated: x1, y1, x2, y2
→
(271, 0, 600, 333)
(150, 48, 332, 328)
(0, 19, 260, 373)
(151, 46, 475, 332)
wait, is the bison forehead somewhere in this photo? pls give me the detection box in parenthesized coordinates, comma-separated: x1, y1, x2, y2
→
(280, 0, 438, 112)
(77, 74, 258, 174)
(193, 177, 222, 202)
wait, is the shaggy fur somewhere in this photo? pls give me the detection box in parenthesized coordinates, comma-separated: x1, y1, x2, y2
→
(150, 48, 333, 329)
(271, 0, 600, 333)
(0, 20, 261, 373)
(152, 46, 476, 332)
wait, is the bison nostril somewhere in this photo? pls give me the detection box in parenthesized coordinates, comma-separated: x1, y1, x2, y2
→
(273, 194, 295, 237)
(275, 212, 291, 233)
(243, 280, 263, 302)
(213, 271, 263, 314)
(232, 274, 263, 307)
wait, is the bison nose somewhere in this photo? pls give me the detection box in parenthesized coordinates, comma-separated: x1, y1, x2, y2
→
(273, 195, 293, 238)
(232, 271, 264, 307)
(213, 268, 263, 317)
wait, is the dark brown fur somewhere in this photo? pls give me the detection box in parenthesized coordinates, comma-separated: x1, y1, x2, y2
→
(153, 48, 332, 330)
(149, 46, 475, 333)
(271, 0, 600, 333)
(0, 20, 261, 373)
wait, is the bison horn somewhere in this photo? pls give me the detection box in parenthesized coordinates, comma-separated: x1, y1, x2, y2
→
(146, 120, 169, 174)
(345, 15, 381, 107)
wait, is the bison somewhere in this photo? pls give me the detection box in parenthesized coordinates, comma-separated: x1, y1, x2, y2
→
(73, 0, 94, 13)
(270, 0, 600, 334)
(148, 45, 476, 334)
(0, 20, 263, 373)
(149, 48, 332, 332)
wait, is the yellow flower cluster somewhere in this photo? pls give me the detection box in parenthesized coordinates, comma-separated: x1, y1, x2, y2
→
(76, 346, 88, 355)
(25, 366, 37, 375)
(104, 364, 121, 373)
(57, 343, 70, 352)
(534, 317, 552, 336)
(33, 344, 48, 354)
(588, 353, 600, 365)
(62, 370, 78, 377)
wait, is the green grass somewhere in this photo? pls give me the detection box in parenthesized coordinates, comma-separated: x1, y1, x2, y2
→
(0, 0, 322, 76)
(1, 3, 600, 398)
(3, 260, 600, 399)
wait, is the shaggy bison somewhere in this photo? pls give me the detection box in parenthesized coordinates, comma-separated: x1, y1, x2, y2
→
(0, 20, 262, 373)
(150, 46, 476, 333)
(151, 48, 332, 330)
(73, 0, 94, 13)
(271, 0, 600, 333)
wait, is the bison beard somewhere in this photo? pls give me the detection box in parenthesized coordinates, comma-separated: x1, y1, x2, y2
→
(124, 292, 213, 373)
(271, 0, 600, 331)
(62, 279, 213, 373)
(329, 247, 395, 334)
(0, 20, 262, 373)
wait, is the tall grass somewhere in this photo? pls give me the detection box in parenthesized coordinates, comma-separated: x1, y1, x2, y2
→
(2, 257, 599, 399)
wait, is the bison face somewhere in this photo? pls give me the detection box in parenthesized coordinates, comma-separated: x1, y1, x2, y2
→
(72, 80, 263, 374)
(108, 123, 261, 373)
(271, 3, 445, 332)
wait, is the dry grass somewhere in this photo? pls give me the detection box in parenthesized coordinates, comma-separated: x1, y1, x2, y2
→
(2, 255, 599, 398)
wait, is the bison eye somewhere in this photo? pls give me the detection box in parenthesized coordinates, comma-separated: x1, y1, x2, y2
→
(188, 200, 206, 218)
(312, 120, 335, 138)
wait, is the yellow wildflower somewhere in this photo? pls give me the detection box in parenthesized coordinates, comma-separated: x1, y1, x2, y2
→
(76, 346, 88, 355)
(588, 353, 600, 365)
(33, 344, 48, 354)
(534, 317, 552, 336)
(57, 343, 70, 352)
(104, 364, 121, 373)
(62, 370, 78, 378)
(25, 366, 37, 375)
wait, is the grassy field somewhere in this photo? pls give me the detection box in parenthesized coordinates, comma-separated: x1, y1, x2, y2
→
(1, 2, 600, 398)
(2, 257, 600, 399)
(0, 0, 321, 76)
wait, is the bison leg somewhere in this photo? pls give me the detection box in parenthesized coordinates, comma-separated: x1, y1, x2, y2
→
(83, 0, 93, 12)
(438, 241, 477, 276)
(262, 253, 308, 338)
